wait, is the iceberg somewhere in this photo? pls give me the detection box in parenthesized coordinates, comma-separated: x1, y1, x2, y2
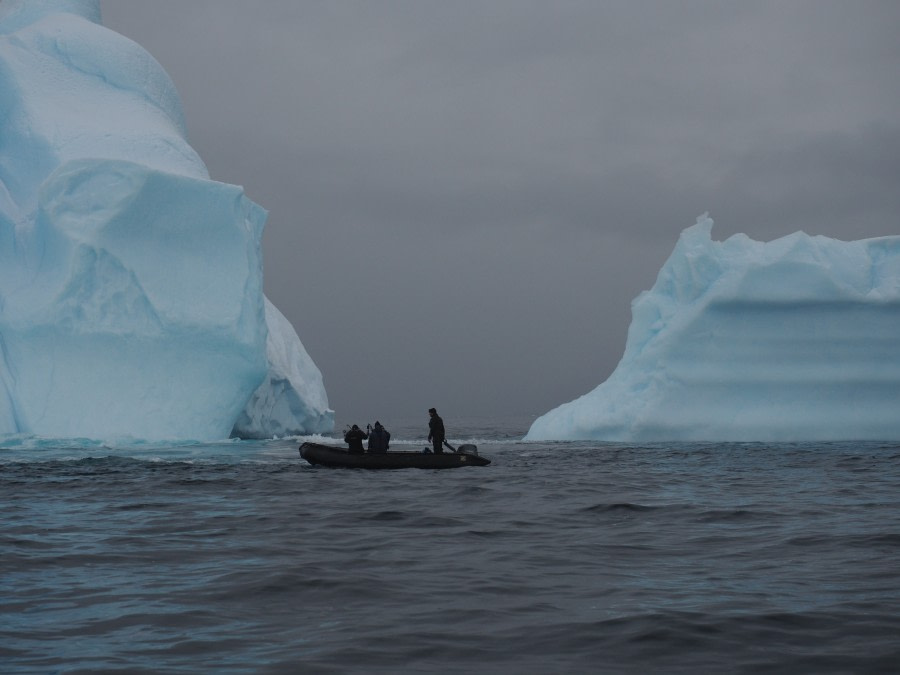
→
(527, 215, 900, 442)
(0, 0, 333, 440)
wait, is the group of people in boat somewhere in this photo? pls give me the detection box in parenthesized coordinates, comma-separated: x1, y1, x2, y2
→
(343, 408, 447, 455)
(343, 421, 391, 454)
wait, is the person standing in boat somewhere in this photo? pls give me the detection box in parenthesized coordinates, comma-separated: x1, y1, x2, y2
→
(366, 421, 391, 454)
(427, 408, 445, 454)
(344, 424, 368, 454)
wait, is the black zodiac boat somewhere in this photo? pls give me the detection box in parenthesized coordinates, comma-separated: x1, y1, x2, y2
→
(299, 442, 491, 469)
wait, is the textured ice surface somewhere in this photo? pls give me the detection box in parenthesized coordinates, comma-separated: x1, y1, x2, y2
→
(233, 299, 334, 439)
(527, 215, 900, 441)
(0, 0, 332, 440)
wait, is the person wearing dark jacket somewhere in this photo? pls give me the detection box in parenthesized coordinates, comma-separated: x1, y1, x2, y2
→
(344, 424, 368, 454)
(427, 408, 445, 454)
(367, 421, 391, 453)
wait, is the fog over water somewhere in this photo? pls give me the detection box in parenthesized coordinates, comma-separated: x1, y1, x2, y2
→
(101, 1, 900, 424)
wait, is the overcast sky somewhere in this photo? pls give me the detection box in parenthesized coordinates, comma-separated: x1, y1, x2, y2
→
(101, 1, 900, 427)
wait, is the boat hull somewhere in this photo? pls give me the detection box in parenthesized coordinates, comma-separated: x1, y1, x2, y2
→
(299, 442, 490, 469)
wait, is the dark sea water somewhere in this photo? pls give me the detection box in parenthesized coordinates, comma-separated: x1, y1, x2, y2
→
(2, 416, 899, 674)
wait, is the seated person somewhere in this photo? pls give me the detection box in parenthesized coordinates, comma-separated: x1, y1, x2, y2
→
(344, 424, 368, 454)
(366, 421, 391, 453)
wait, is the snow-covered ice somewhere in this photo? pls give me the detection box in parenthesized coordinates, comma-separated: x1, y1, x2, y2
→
(527, 215, 900, 442)
(0, 0, 332, 440)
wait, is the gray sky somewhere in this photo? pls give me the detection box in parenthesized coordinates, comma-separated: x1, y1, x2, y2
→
(100, 1, 900, 426)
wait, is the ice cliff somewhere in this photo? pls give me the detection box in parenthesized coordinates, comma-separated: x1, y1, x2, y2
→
(0, 0, 333, 440)
(527, 215, 900, 442)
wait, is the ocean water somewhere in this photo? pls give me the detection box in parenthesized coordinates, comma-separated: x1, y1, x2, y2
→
(2, 416, 899, 674)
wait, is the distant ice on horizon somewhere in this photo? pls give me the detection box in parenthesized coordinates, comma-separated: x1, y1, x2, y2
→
(0, 0, 333, 440)
(527, 215, 900, 442)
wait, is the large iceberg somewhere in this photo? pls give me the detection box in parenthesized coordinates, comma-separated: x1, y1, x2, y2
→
(0, 0, 333, 440)
(527, 215, 900, 442)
